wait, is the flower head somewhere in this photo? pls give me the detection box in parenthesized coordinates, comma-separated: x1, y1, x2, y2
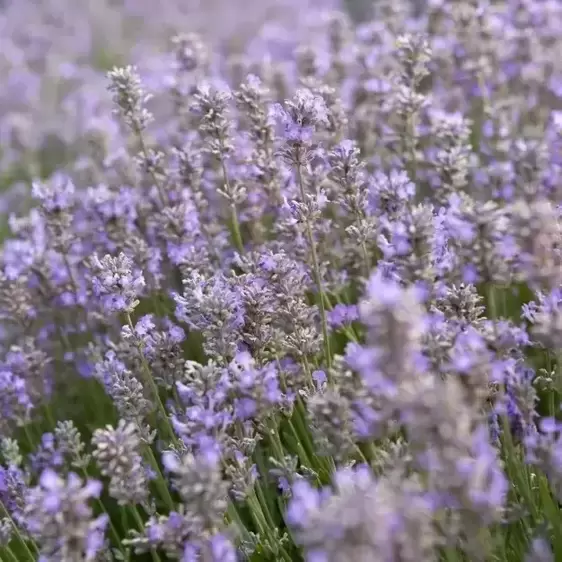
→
(90, 252, 145, 313)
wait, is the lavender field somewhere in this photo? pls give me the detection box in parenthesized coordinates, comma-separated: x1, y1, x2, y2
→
(1, 0, 562, 561)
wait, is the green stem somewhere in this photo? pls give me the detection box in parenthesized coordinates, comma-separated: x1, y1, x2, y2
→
(125, 313, 178, 447)
(226, 501, 252, 544)
(301, 355, 315, 389)
(80, 469, 124, 555)
(0, 502, 38, 560)
(3, 545, 20, 562)
(286, 418, 314, 469)
(22, 425, 36, 452)
(246, 490, 270, 537)
(253, 446, 278, 522)
(406, 112, 417, 183)
(230, 204, 244, 254)
(43, 405, 56, 430)
(556, 353, 562, 398)
(131, 507, 162, 562)
(247, 490, 292, 562)
(133, 122, 168, 208)
(500, 416, 537, 522)
(218, 153, 244, 254)
(267, 419, 286, 461)
(360, 240, 371, 280)
(254, 479, 277, 530)
(144, 445, 175, 511)
(487, 285, 498, 320)
(293, 396, 333, 477)
(295, 160, 332, 374)
(443, 546, 461, 562)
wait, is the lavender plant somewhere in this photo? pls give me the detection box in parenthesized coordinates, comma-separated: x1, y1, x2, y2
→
(2, 1, 562, 561)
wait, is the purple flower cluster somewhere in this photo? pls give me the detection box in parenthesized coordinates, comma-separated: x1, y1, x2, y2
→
(1, 0, 562, 561)
(24, 470, 108, 562)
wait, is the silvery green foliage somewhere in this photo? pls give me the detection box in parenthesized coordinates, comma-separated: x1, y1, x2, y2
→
(190, 83, 235, 159)
(0, 272, 36, 329)
(395, 33, 432, 86)
(379, 202, 438, 287)
(54, 420, 91, 471)
(370, 436, 413, 476)
(120, 314, 186, 390)
(234, 75, 275, 151)
(358, 272, 425, 385)
(6, 337, 52, 409)
(0, 517, 12, 546)
(525, 418, 562, 504)
(428, 110, 473, 203)
(273, 88, 329, 165)
(424, 284, 487, 375)
(435, 283, 486, 328)
(223, 446, 258, 502)
(0, 369, 32, 437)
(327, 140, 376, 275)
(1, 437, 22, 467)
(93, 350, 153, 439)
(237, 250, 322, 361)
(175, 270, 245, 362)
(92, 420, 149, 506)
(125, 508, 194, 558)
(523, 291, 562, 351)
(31, 175, 76, 252)
(107, 66, 153, 132)
(170, 32, 209, 135)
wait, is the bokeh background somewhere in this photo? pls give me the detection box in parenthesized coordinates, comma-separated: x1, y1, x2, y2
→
(0, 0, 350, 216)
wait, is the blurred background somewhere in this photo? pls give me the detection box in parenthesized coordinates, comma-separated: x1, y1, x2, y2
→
(0, 0, 426, 224)
(0, 0, 336, 210)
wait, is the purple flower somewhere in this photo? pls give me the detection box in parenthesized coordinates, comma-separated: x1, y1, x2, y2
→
(271, 89, 329, 143)
(287, 465, 437, 561)
(174, 271, 245, 361)
(32, 173, 75, 213)
(0, 369, 32, 433)
(286, 478, 322, 527)
(25, 470, 107, 562)
(228, 352, 284, 421)
(29, 433, 65, 475)
(0, 464, 27, 525)
(526, 537, 554, 562)
(90, 252, 145, 313)
(327, 304, 358, 329)
(182, 534, 237, 562)
(312, 369, 327, 387)
(350, 269, 425, 402)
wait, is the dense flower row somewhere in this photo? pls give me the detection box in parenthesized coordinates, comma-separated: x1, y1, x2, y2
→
(1, 0, 562, 561)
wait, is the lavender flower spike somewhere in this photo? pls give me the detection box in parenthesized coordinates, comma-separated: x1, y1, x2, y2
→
(90, 252, 145, 313)
(24, 469, 108, 562)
